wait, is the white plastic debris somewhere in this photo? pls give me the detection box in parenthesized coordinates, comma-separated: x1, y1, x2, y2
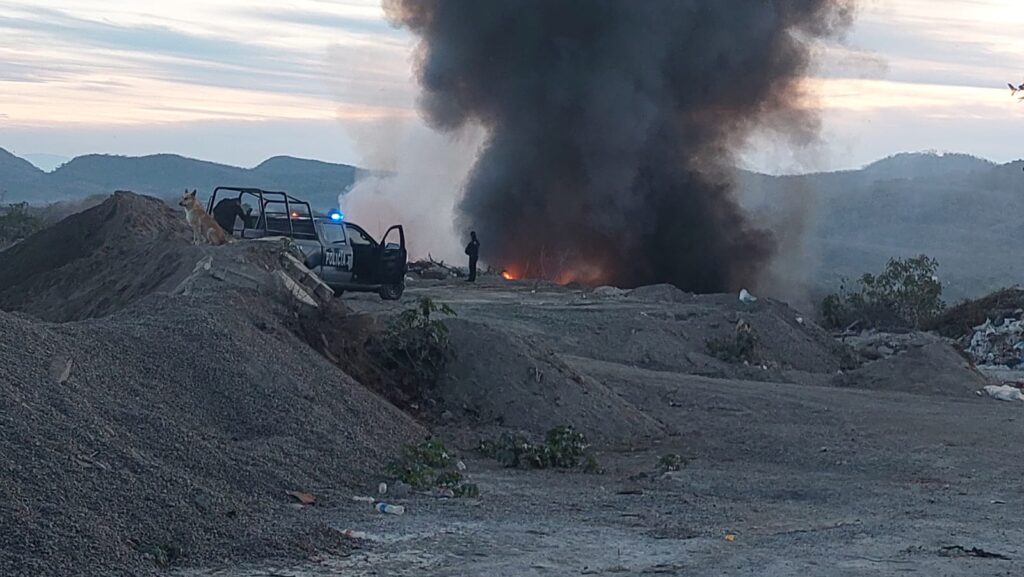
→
(982, 384, 1024, 402)
(967, 318, 1024, 367)
(378, 482, 388, 495)
(375, 502, 405, 515)
(739, 289, 757, 304)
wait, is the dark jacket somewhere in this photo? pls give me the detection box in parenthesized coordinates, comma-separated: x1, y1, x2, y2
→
(212, 199, 247, 233)
(465, 239, 480, 259)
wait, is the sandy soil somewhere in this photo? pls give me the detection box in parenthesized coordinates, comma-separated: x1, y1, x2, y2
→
(177, 278, 1022, 577)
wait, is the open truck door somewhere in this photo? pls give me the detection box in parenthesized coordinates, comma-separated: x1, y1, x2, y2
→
(377, 225, 407, 300)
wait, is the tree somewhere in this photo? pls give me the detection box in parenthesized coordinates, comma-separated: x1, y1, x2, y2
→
(822, 255, 945, 330)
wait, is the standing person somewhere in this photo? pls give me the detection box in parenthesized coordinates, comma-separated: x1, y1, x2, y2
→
(212, 197, 248, 235)
(465, 231, 480, 282)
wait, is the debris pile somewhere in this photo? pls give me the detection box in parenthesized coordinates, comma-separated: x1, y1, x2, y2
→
(408, 257, 463, 280)
(967, 318, 1024, 368)
(926, 287, 1024, 339)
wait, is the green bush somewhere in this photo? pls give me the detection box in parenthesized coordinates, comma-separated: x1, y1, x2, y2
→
(385, 439, 478, 496)
(373, 297, 457, 402)
(0, 202, 44, 245)
(821, 255, 945, 330)
(478, 426, 601, 472)
(658, 453, 686, 473)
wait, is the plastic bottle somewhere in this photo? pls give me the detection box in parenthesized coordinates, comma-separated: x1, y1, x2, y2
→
(375, 502, 405, 515)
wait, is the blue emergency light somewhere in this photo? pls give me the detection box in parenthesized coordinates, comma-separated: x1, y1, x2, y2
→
(328, 209, 344, 221)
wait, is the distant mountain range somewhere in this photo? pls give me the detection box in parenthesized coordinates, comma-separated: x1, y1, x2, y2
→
(2, 147, 1022, 299)
(0, 148, 360, 210)
(735, 152, 1024, 301)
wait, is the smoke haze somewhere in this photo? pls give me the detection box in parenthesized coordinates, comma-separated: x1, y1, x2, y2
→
(340, 119, 484, 263)
(384, 0, 854, 291)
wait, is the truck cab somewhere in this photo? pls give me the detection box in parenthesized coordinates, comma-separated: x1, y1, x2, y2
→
(207, 187, 407, 300)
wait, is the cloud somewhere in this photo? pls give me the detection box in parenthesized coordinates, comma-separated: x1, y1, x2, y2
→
(0, 5, 327, 96)
(244, 8, 403, 37)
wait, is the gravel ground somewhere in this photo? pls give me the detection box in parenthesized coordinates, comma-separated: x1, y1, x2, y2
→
(178, 363, 1024, 577)
(3, 195, 1013, 577)
(0, 193, 427, 576)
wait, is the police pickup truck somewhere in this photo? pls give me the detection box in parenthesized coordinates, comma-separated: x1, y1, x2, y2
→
(206, 187, 407, 300)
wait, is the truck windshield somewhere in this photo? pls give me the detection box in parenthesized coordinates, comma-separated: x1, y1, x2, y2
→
(320, 221, 346, 244)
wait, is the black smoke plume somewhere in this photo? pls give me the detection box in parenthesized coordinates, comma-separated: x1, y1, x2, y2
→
(385, 0, 854, 291)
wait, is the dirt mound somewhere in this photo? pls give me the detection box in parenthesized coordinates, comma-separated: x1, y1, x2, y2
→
(534, 293, 851, 378)
(0, 195, 425, 576)
(834, 342, 988, 396)
(926, 287, 1024, 339)
(438, 319, 665, 443)
(627, 283, 692, 303)
(0, 292, 424, 577)
(0, 191, 201, 321)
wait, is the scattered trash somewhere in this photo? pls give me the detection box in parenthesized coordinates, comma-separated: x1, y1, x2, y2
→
(738, 289, 757, 304)
(285, 491, 315, 506)
(408, 256, 463, 279)
(375, 502, 405, 515)
(795, 317, 805, 325)
(725, 533, 737, 542)
(433, 488, 456, 499)
(378, 482, 388, 495)
(967, 318, 1024, 367)
(339, 529, 368, 540)
(939, 545, 1011, 560)
(982, 384, 1024, 402)
(351, 496, 376, 503)
(991, 499, 1007, 504)
(456, 460, 467, 472)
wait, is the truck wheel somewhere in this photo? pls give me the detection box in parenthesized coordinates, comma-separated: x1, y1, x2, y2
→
(379, 283, 404, 300)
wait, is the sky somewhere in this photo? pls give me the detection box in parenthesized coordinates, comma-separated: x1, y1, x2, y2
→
(1, 0, 1024, 173)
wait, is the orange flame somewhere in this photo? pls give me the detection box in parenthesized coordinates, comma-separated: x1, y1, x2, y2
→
(501, 270, 515, 280)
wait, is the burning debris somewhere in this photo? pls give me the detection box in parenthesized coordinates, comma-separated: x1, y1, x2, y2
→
(385, 0, 855, 291)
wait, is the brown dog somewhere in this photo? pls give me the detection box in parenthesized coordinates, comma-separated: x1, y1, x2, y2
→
(178, 189, 228, 246)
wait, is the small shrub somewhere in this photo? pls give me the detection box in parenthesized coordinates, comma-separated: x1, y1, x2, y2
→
(386, 439, 453, 489)
(543, 426, 589, 468)
(478, 426, 600, 472)
(371, 297, 457, 404)
(385, 439, 477, 496)
(821, 255, 945, 330)
(581, 454, 604, 475)
(658, 453, 686, 473)
(707, 319, 756, 363)
(134, 542, 181, 568)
